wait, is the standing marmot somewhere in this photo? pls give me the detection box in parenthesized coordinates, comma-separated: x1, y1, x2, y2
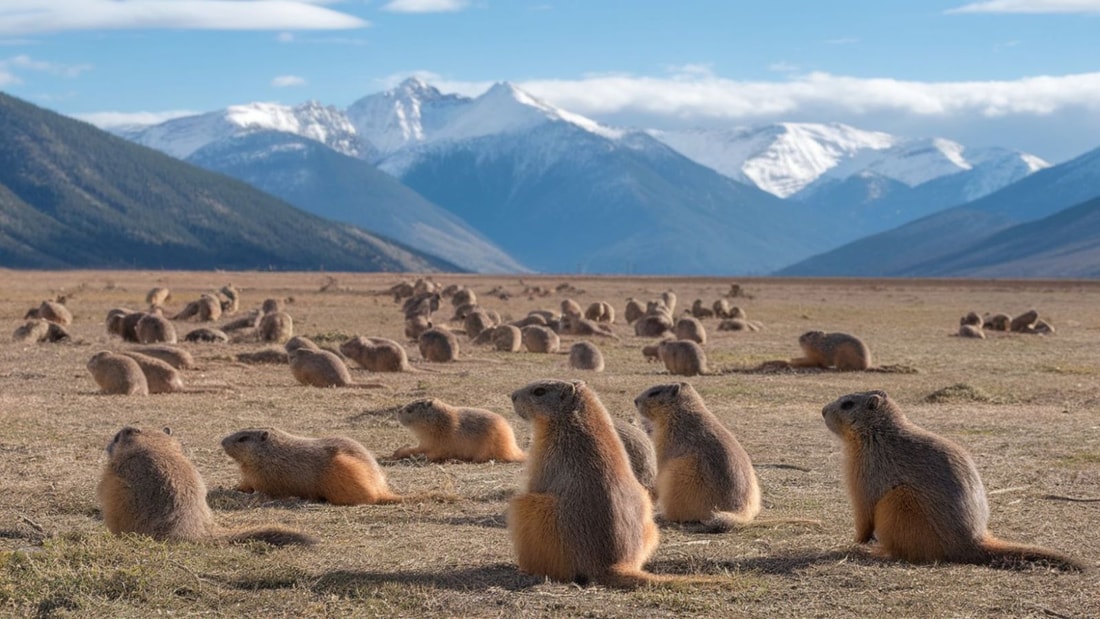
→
(634, 382, 760, 532)
(521, 325, 560, 353)
(37, 300, 73, 326)
(568, 341, 605, 371)
(136, 313, 177, 345)
(98, 426, 314, 545)
(87, 351, 149, 396)
(624, 298, 645, 324)
(822, 390, 1081, 569)
(585, 301, 615, 323)
(674, 316, 707, 345)
(259, 311, 294, 343)
(613, 417, 658, 498)
(508, 379, 664, 588)
(791, 331, 871, 371)
(221, 427, 401, 505)
(393, 399, 526, 463)
(657, 339, 710, 376)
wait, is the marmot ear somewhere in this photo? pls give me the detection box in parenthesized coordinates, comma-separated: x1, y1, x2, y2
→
(162, 426, 172, 436)
(259, 430, 269, 441)
(670, 383, 683, 396)
(867, 394, 883, 411)
(562, 381, 578, 401)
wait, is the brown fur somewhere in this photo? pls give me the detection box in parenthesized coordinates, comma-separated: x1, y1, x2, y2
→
(219, 284, 240, 313)
(568, 341, 605, 371)
(284, 335, 320, 354)
(119, 311, 146, 343)
(560, 315, 620, 340)
(259, 311, 294, 343)
(634, 314, 673, 338)
(657, 340, 710, 376)
(261, 298, 283, 314)
(132, 346, 196, 370)
(1010, 309, 1039, 333)
(404, 292, 441, 319)
(393, 398, 526, 463)
(99, 426, 314, 545)
(452, 287, 477, 308)
(660, 291, 677, 315)
(822, 390, 1082, 570)
(508, 379, 664, 588)
(521, 325, 560, 353)
(489, 325, 523, 352)
(221, 427, 401, 505)
(712, 299, 735, 319)
(983, 313, 1011, 331)
(146, 287, 171, 306)
(717, 318, 759, 332)
(120, 351, 185, 394)
(613, 417, 657, 498)
(12, 319, 50, 343)
(87, 351, 149, 395)
(641, 343, 661, 362)
(509, 314, 547, 329)
(235, 348, 289, 365)
(418, 327, 460, 362)
(184, 327, 229, 343)
(288, 348, 386, 389)
(560, 298, 582, 318)
(464, 309, 495, 340)
(37, 300, 72, 326)
(341, 336, 416, 372)
(960, 311, 983, 327)
(792, 331, 872, 371)
(958, 324, 985, 339)
(674, 316, 707, 345)
(690, 299, 714, 319)
(624, 298, 645, 324)
(585, 301, 615, 323)
(635, 382, 760, 532)
(221, 310, 261, 332)
(136, 313, 177, 344)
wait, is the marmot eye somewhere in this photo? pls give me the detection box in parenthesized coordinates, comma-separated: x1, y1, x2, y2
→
(237, 436, 249, 443)
(532, 387, 547, 397)
(840, 400, 855, 410)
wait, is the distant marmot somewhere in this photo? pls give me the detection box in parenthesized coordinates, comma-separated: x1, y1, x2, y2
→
(568, 341, 605, 371)
(822, 390, 1081, 570)
(521, 325, 560, 353)
(37, 300, 73, 326)
(983, 313, 1011, 331)
(508, 379, 665, 588)
(418, 327, 460, 362)
(288, 348, 386, 389)
(98, 426, 314, 545)
(120, 351, 185, 394)
(585, 301, 615, 323)
(184, 327, 229, 343)
(958, 324, 985, 339)
(393, 398, 526, 463)
(136, 313, 177, 344)
(132, 345, 196, 370)
(1010, 309, 1039, 333)
(560, 298, 583, 318)
(791, 331, 871, 371)
(259, 311, 294, 343)
(635, 382, 760, 531)
(960, 311, 983, 327)
(340, 336, 416, 372)
(145, 287, 171, 307)
(657, 339, 710, 376)
(690, 299, 714, 319)
(87, 351, 148, 396)
(221, 427, 401, 505)
(613, 417, 657, 498)
(674, 316, 707, 345)
(624, 298, 645, 324)
(634, 314, 673, 338)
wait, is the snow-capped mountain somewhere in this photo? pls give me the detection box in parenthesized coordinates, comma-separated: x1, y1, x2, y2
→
(650, 123, 1048, 200)
(345, 77, 468, 160)
(120, 100, 368, 160)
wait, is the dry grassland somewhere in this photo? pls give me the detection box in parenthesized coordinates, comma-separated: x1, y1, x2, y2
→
(1, 269, 1098, 618)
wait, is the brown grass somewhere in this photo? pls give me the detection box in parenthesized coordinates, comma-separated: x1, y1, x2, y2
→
(1, 270, 1098, 617)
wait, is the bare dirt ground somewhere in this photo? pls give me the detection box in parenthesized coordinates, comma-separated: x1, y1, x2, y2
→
(1, 269, 1097, 618)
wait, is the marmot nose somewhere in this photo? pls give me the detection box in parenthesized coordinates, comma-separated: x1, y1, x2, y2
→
(821, 407, 828, 417)
(510, 392, 518, 402)
(632, 396, 640, 407)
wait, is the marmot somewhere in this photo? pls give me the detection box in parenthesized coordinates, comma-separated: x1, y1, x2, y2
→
(509, 314, 547, 329)
(340, 336, 416, 372)
(624, 298, 645, 324)
(133, 345, 196, 370)
(392, 398, 526, 462)
(473, 325, 522, 352)
(261, 298, 283, 314)
(657, 340, 710, 377)
(960, 311, 983, 327)
(405, 315, 433, 341)
(37, 300, 73, 326)
(87, 351, 148, 395)
(403, 292, 441, 319)
(560, 315, 619, 340)
(568, 341, 605, 371)
(983, 313, 1011, 331)
(105, 308, 132, 338)
(219, 284, 240, 314)
(235, 348, 289, 365)
(98, 426, 314, 545)
(690, 299, 714, 319)
(717, 318, 759, 332)
(136, 313, 177, 344)
(284, 335, 320, 354)
(13, 319, 49, 343)
(641, 343, 661, 362)
(390, 281, 415, 302)
(464, 309, 494, 340)
(221, 310, 261, 332)
(634, 314, 673, 338)
(119, 311, 146, 343)
(221, 427, 402, 505)
(146, 286, 171, 307)
(1010, 309, 1039, 333)
(508, 379, 664, 588)
(585, 301, 615, 324)
(418, 327, 459, 362)
(120, 351, 185, 394)
(674, 316, 707, 345)
(958, 324, 985, 339)
(521, 325, 560, 353)
(613, 417, 657, 498)
(288, 348, 385, 389)
(792, 331, 871, 371)
(660, 291, 677, 315)
(712, 299, 734, 319)
(634, 382, 760, 531)
(561, 298, 582, 318)
(822, 390, 1082, 570)
(184, 327, 229, 343)
(259, 311, 293, 343)
(452, 287, 477, 308)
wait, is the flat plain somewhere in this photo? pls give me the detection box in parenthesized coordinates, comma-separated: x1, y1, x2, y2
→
(1, 269, 1098, 618)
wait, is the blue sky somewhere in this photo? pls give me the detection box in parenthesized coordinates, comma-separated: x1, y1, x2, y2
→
(1, 0, 1099, 161)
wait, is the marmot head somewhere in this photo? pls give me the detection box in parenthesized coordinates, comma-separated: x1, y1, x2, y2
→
(221, 428, 280, 461)
(106, 425, 174, 456)
(821, 390, 897, 436)
(511, 379, 584, 422)
(633, 382, 699, 422)
(397, 399, 442, 426)
(285, 336, 319, 354)
(799, 330, 825, 346)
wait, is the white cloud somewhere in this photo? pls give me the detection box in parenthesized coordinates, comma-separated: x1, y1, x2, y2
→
(276, 32, 295, 43)
(0, 68, 17, 86)
(947, 0, 1100, 13)
(7, 54, 91, 77)
(0, 1, 369, 36)
(381, 0, 469, 13)
(73, 109, 199, 128)
(272, 74, 307, 87)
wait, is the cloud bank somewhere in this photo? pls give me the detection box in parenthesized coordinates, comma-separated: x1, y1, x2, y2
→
(0, 1, 368, 36)
(948, 0, 1100, 13)
(381, 0, 469, 13)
